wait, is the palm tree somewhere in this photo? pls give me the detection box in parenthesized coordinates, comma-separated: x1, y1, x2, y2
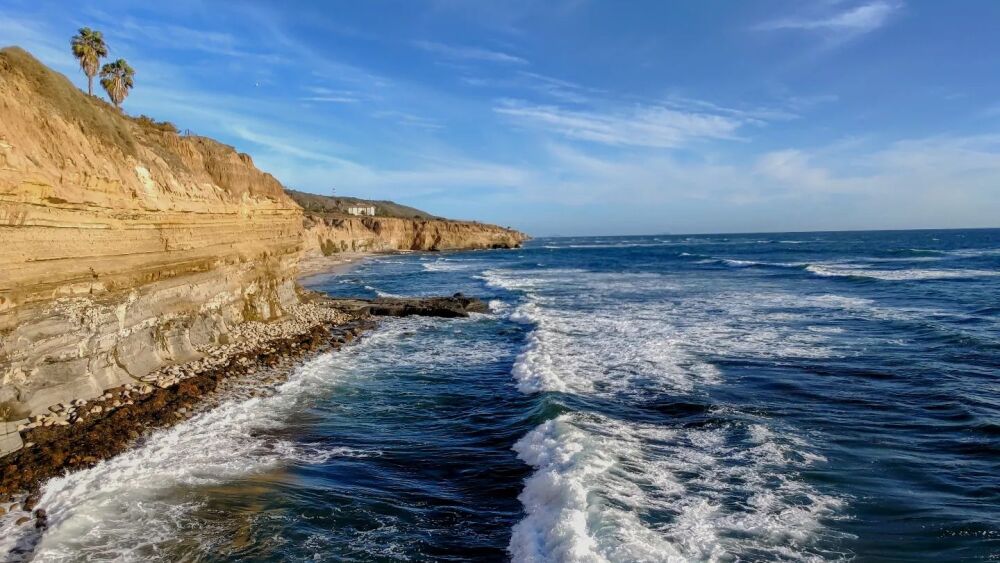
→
(70, 27, 108, 96)
(100, 59, 135, 109)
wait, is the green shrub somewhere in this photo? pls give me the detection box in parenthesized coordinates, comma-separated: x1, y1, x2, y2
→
(134, 114, 178, 133)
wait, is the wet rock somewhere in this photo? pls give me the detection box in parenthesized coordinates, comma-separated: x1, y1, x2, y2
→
(330, 294, 489, 318)
(0, 300, 403, 499)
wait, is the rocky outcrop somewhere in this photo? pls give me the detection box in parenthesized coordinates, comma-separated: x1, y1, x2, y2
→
(324, 294, 490, 318)
(304, 214, 526, 256)
(0, 47, 301, 431)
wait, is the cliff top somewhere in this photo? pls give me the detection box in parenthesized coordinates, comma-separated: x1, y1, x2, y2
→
(286, 189, 439, 220)
(0, 46, 137, 157)
(0, 46, 292, 205)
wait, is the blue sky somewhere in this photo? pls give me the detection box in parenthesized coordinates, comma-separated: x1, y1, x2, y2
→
(2, 0, 999, 235)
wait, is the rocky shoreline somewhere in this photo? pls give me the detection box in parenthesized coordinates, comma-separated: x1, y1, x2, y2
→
(0, 292, 488, 531)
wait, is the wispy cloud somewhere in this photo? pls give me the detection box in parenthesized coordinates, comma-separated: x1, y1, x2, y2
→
(756, 1, 901, 36)
(300, 95, 359, 103)
(300, 86, 360, 104)
(372, 110, 444, 130)
(494, 99, 745, 148)
(523, 132, 1000, 232)
(461, 70, 599, 104)
(0, 12, 77, 72)
(84, 9, 285, 63)
(414, 40, 527, 65)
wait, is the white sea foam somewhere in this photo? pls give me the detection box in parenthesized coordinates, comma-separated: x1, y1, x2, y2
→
(492, 267, 863, 399)
(422, 259, 474, 272)
(946, 247, 1000, 257)
(509, 414, 846, 562)
(491, 266, 854, 561)
(505, 295, 718, 395)
(806, 264, 999, 280)
(488, 299, 509, 313)
(0, 337, 398, 562)
(2, 314, 505, 561)
(363, 284, 404, 298)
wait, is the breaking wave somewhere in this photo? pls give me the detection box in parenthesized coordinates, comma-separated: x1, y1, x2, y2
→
(1, 348, 375, 562)
(510, 414, 847, 562)
(485, 266, 851, 561)
(805, 265, 1000, 281)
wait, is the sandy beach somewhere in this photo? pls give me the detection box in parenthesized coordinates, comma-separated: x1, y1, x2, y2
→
(296, 252, 371, 284)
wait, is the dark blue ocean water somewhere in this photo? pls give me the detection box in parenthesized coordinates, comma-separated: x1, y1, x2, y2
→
(8, 229, 999, 562)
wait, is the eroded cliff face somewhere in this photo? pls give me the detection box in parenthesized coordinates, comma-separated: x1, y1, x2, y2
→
(0, 48, 301, 418)
(304, 214, 526, 256)
(0, 47, 527, 437)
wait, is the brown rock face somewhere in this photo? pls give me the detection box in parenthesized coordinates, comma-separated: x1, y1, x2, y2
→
(0, 47, 301, 311)
(305, 215, 527, 255)
(0, 48, 301, 417)
(0, 47, 527, 430)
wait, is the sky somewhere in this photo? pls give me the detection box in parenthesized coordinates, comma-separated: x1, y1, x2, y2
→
(2, 0, 999, 236)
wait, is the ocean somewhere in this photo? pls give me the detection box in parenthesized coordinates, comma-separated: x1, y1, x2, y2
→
(4, 228, 999, 561)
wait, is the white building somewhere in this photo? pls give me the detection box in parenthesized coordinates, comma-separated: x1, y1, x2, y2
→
(346, 204, 376, 216)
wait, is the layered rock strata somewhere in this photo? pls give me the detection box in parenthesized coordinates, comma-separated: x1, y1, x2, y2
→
(0, 46, 527, 459)
(304, 214, 526, 256)
(0, 48, 301, 439)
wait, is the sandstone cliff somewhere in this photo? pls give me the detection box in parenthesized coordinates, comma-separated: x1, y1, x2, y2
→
(304, 214, 526, 256)
(0, 48, 301, 421)
(0, 47, 527, 448)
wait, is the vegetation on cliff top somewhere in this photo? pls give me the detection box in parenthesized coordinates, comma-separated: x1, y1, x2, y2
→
(99, 58, 135, 109)
(286, 188, 439, 220)
(70, 27, 134, 109)
(1, 44, 519, 233)
(69, 27, 106, 96)
(0, 46, 137, 156)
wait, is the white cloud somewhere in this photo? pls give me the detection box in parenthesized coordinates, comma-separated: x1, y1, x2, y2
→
(301, 96, 359, 103)
(414, 40, 527, 65)
(0, 13, 77, 73)
(371, 110, 443, 130)
(495, 99, 745, 148)
(754, 149, 840, 191)
(224, 124, 530, 195)
(756, 1, 901, 36)
(84, 9, 285, 63)
(515, 133, 1000, 225)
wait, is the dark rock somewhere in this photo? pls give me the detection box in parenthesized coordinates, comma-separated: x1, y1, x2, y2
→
(330, 294, 489, 318)
(0, 294, 477, 504)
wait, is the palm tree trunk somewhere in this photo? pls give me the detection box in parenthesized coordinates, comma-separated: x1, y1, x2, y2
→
(87, 75, 93, 96)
